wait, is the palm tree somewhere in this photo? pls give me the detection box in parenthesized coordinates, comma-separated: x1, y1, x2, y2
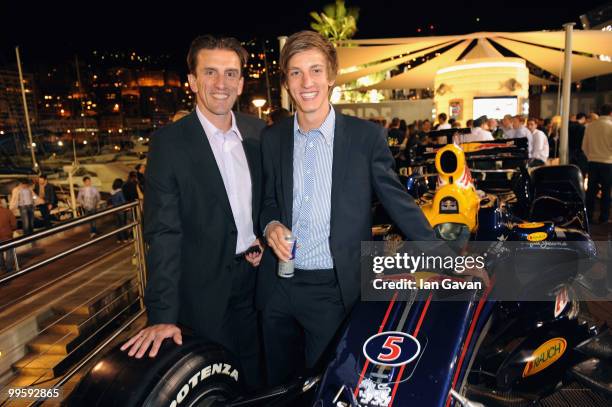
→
(310, 0, 359, 42)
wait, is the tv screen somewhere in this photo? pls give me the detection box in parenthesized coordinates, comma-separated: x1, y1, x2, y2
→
(473, 96, 518, 119)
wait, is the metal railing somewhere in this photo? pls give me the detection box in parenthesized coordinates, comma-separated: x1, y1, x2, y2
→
(0, 201, 147, 298)
(0, 201, 148, 406)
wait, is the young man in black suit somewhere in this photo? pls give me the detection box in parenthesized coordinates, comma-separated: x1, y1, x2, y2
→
(258, 30, 441, 385)
(121, 35, 265, 390)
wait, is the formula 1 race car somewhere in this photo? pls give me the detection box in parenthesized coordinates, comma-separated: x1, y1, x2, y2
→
(66, 135, 610, 407)
(311, 137, 609, 407)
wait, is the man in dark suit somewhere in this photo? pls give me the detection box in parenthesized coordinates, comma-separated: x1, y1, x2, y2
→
(33, 174, 57, 228)
(258, 31, 440, 386)
(121, 35, 265, 390)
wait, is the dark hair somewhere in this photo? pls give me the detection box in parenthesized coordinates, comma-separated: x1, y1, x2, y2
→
(83, 176, 91, 182)
(390, 117, 400, 127)
(576, 112, 587, 120)
(438, 112, 447, 121)
(399, 119, 407, 131)
(128, 171, 138, 182)
(280, 31, 338, 85)
(187, 35, 248, 75)
(39, 174, 47, 180)
(112, 178, 124, 190)
(599, 104, 612, 116)
(448, 117, 456, 125)
(135, 163, 143, 171)
(268, 108, 291, 125)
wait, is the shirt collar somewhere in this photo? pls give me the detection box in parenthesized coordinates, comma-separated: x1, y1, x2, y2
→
(196, 105, 242, 141)
(294, 105, 335, 145)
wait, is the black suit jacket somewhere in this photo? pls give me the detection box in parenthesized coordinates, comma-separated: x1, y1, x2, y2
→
(258, 110, 437, 311)
(144, 110, 265, 338)
(34, 183, 57, 207)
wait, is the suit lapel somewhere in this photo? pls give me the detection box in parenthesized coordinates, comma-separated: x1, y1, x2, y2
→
(280, 119, 294, 225)
(184, 111, 234, 221)
(330, 110, 350, 235)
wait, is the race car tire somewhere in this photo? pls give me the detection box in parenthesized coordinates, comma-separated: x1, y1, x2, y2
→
(66, 336, 243, 407)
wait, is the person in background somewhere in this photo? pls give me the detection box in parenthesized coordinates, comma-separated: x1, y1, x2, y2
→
(436, 112, 451, 130)
(501, 114, 514, 138)
(488, 118, 504, 139)
(586, 112, 599, 125)
(433, 113, 451, 144)
(172, 110, 191, 122)
(77, 176, 100, 237)
(0, 200, 17, 274)
(122, 171, 140, 202)
(463, 115, 493, 143)
(109, 178, 128, 243)
(418, 119, 432, 143)
(387, 117, 404, 145)
(509, 115, 533, 156)
(548, 115, 562, 158)
(582, 104, 611, 225)
(135, 163, 146, 192)
(526, 118, 549, 167)
(399, 119, 407, 138)
(266, 107, 291, 126)
(34, 174, 57, 229)
(568, 113, 588, 176)
(17, 179, 35, 235)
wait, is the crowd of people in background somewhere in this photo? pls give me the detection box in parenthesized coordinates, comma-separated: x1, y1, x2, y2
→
(376, 103, 611, 224)
(0, 162, 148, 273)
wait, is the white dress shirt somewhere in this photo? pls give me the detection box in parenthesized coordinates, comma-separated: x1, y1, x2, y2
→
(436, 122, 452, 143)
(530, 129, 549, 162)
(462, 126, 494, 143)
(196, 106, 255, 254)
(502, 126, 516, 139)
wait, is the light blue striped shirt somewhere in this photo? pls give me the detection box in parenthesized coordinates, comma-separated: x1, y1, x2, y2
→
(292, 107, 335, 269)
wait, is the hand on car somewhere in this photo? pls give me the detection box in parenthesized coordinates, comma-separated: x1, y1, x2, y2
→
(265, 222, 292, 261)
(120, 323, 182, 358)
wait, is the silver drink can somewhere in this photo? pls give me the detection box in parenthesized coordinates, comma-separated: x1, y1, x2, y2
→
(278, 233, 296, 278)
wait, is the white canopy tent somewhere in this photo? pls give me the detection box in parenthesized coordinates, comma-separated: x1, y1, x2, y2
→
(328, 28, 612, 164)
(335, 30, 612, 89)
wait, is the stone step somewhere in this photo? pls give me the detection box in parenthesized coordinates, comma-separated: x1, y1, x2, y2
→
(50, 277, 137, 317)
(13, 353, 65, 376)
(44, 313, 92, 335)
(28, 332, 79, 355)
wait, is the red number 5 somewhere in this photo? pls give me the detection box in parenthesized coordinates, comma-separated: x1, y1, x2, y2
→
(378, 335, 404, 362)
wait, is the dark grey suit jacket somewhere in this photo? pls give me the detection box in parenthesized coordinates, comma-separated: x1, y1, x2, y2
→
(257, 109, 438, 312)
(144, 110, 265, 338)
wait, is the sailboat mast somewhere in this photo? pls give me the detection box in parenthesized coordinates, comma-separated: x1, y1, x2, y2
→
(15, 46, 39, 173)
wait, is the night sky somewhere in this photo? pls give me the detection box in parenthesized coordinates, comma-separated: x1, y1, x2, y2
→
(1, 0, 609, 71)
